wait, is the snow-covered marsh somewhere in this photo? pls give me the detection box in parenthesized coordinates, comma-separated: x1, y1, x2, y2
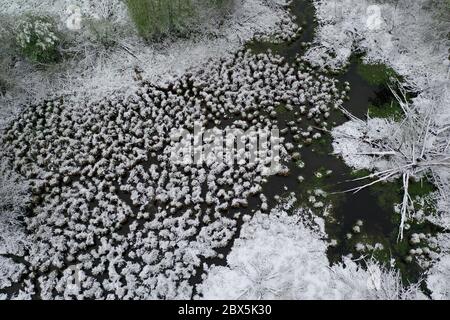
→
(0, 46, 344, 299)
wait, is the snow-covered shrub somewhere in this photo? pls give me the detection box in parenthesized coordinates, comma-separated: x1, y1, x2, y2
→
(15, 15, 61, 64)
(1, 47, 344, 298)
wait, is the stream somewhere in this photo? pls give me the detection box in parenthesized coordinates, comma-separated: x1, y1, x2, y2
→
(244, 0, 437, 285)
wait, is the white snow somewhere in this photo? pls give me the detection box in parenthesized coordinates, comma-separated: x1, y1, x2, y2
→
(0, 256, 25, 290)
(306, 0, 450, 88)
(332, 117, 400, 172)
(198, 200, 426, 300)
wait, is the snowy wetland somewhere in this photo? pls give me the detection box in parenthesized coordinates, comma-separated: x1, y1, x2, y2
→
(0, 0, 449, 301)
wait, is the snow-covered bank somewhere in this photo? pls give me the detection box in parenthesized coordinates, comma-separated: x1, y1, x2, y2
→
(198, 197, 425, 300)
(0, 0, 299, 130)
(306, 0, 450, 298)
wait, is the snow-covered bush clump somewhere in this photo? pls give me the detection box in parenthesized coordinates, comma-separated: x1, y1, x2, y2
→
(198, 199, 426, 300)
(0, 256, 26, 292)
(16, 16, 60, 63)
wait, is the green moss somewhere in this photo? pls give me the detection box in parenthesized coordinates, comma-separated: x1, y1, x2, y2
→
(369, 177, 436, 217)
(275, 104, 287, 114)
(368, 100, 403, 120)
(311, 134, 333, 155)
(292, 168, 345, 215)
(371, 181, 401, 212)
(356, 61, 397, 86)
(409, 179, 436, 197)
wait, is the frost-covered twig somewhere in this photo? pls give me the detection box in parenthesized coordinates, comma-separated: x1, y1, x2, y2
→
(334, 83, 450, 240)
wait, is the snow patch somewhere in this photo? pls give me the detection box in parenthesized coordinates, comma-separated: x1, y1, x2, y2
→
(198, 202, 426, 300)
